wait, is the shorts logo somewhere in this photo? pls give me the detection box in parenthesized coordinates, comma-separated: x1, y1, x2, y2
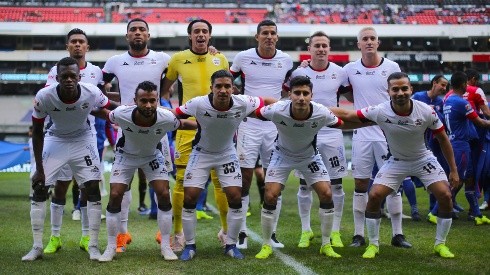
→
(185, 172, 192, 180)
(239, 154, 245, 161)
(234, 173, 242, 180)
(338, 166, 345, 172)
(113, 169, 120, 176)
(321, 170, 328, 176)
(91, 166, 100, 173)
(376, 173, 383, 178)
(267, 170, 275, 176)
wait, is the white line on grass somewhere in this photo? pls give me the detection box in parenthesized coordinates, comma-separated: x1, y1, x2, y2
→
(207, 204, 318, 275)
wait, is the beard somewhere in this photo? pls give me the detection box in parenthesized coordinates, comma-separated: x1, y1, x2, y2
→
(130, 40, 147, 52)
(137, 107, 155, 118)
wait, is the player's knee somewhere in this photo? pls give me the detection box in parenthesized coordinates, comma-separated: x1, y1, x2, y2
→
(367, 191, 384, 206)
(84, 181, 101, 202)
(264, 191, 279, 206)
(317, 188, 332, 203)
(354, 178, 369, 192)
(227, 192, 242, 206)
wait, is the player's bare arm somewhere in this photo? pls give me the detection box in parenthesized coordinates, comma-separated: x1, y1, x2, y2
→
(178, 119, 198, 130)
(161, 77, 176, 100)
(470, 115, 490, 128)
(433, 130, 460, 189)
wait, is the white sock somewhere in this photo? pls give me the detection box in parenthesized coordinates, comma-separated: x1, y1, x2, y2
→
(88, 200, 102, 247)
(332, 184, 345, 232)
(297, 186, 312, 232)
(120, 190, 131, 234)
(105, 211, 120, 248)
(261, 207, 275, 245)
(80, 206, 89, 236)
(272, 195, 282, 233)
(353, 191, 368, 236)
(319, 207, 334, 245)
(157, 208, 173, 248)
(31, 200, 46, 248)
(366, 217, 381, 247)
(435, 217, 452, 246)
(239, 195, 249, 233)
(50, 202, 64, 237)
(387, 192, 403, 236)
(182, 208, 196, 245)
(226, 206, 243, 245)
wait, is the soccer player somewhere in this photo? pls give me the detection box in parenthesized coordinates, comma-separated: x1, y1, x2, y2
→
(343, 26, 411, 248)
(42, 28, 107, 255)
(230, 19, 294, 249)
(255, 75, 356, 260)
(22, 57, 117, 261)
(160, 19, 230, 251)
(442, 71, 490, 225)
(98, 81, 196, 262)
(285, 31, 350, 248)
(102, 18, 172, 253)
(331, 72, 460, 259)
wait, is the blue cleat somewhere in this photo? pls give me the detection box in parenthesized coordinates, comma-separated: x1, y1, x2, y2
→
(224, 244, 245, 260)
(180, 244, 196, 261)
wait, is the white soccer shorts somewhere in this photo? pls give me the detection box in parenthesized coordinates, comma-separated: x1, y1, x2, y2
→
(316, 130, 348, 179)
(351, 140, 389, 179)
(236, 121, 277, 169)
(110, 150, 169, 184)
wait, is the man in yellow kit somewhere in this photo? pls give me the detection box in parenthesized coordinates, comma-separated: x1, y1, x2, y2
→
(159, 19, 230, 251)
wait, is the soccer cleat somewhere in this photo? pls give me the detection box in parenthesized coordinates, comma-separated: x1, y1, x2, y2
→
(79, 235, 90, 252)
(362, 244, 379, 259)
(298, 230, 314, 248)
(180, 244, 197, 261)
(349, 235, 366, 247)
(161, 244, 178, 261)
(236, 232, 248, 249)
(330, 231, 344, 248)
(411, 211, 421, 221)
(172, 232, 185, 252)
(319, 244, 341, 258)
(480, 201, 489, 210)
(155, 231, 162, 244)
(255, 244, 273, 259)
(88, 246, 101, 261)
(246, 211, 251, 217)
(22, 247, 43, 261)
(138, 205, 150, 215)
(427, 213, 437, 224)
(116, 233, 132, 253)
(391, 234, 412, 248)
(72, 209, 81, 221)
(217, 229, 227, 248)
(474, 216, 490, 225)
(224, 244, 245, 260)
(44, 235, 62, 254)
(196, 210, 213, 220)
(99, 246, 116, 262)
(434, 244, 454, 258)
(481, 215, 490, 224)
(101, 214, 106, 220)
(453, 203, 464, 213)
(271, 232, 284, 248)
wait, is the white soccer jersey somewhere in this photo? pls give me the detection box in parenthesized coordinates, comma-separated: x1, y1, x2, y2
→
(46, 62, 103, 87)
(358, 100, 444, 160)
(102, 50, 170, 105)
(344, 57, 401, 141)
(32, 82, 109, 140)
(176, 94, 263, 153)
(230, 48, 293, 129)
(109, 105, 180, 157)
(287, 63, 349, 136)
(257, 100, 342, 158)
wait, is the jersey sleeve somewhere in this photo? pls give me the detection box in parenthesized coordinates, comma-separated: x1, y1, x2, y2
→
(175, 98, 197, 117)
(256, 103, 276, 121)
(165, 54, 179, 82)
(324, 106, 342, 128)
(357, 105, 378, 123)
(474, 88, 488, 107)
(102, 57, 116, 83)
(45, 66, 57, 87)
(229, 52, 243, 76)
(428, 109, 445, 134)
(32, 93, 47, 120)
(160, 109, 181, 132)
(108, 106, 121, 124)
(462, 101, 479, 119)
(95, 88, 110, 108)
(243, 95, 264, 115)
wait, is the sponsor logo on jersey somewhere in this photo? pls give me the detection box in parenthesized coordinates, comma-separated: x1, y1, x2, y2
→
(279, 121, 287, 126)
(397, 119, 409, 125)
(122, 62, 129, 66)
(184, 60, 192, 64)
(261, 62, 272, 67)
(52, 107, 61, 112)
(125, 127, 133, 132)
(90, 73, 96, 79)
(138, 129, 149, 134)
(250, 61, 257, 65)
(204, 111, 211, 117)
(217, 113, 228, 118)
(316, 75, 325, 80)
(134, 61, 144, 66)
(366, 71, 375, 75)
(66, 106, 76, 111)
(197, 57, 206, 62)
(212, 57, 221, 66)
(293, 123, 304, 127)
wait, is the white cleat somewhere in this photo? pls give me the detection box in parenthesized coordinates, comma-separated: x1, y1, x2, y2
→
(271, 233, 284, 248)
(236, 232, 248, 249)
(217, 229, 227, 248)
(88, 246, 101, 261)
(161, 245, 178, 261)
(99, 246, 116, 262)
(22, 247, 43, 261)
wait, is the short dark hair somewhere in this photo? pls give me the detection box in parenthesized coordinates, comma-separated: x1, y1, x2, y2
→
(56, 57, 78, 74)
(308, 31, 329, 45)
(465, 69, 480, 82)
(187, 19, 212, 35)
(450, 71, 467, 90)
(430, 74, 446, 88)
(66, 28, 88, 43)
(211, 70, 233, 85)
(127, 18, 149, 32)
(257, 19, 276, 34)
(289, 76, 313, 91)
(135, 81, 157, 98)
(387, 72, 409, 85)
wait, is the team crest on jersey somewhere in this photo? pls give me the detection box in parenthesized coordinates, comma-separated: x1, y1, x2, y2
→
(331, 73, 337, 80)
(381, 70, 387, 77)
(311, 122, 318, 128)
(155, 129, 162, 135)
(277, 61, 283, 69)
(234, 111, 242, 118)
(90, 73, 96, 79)
(81, 103, 89, 109)
(465, 104, 471, 111)
(415, 119, 423, 126)
(212, 58, 221, 66)
(150, 59, 157, 65)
